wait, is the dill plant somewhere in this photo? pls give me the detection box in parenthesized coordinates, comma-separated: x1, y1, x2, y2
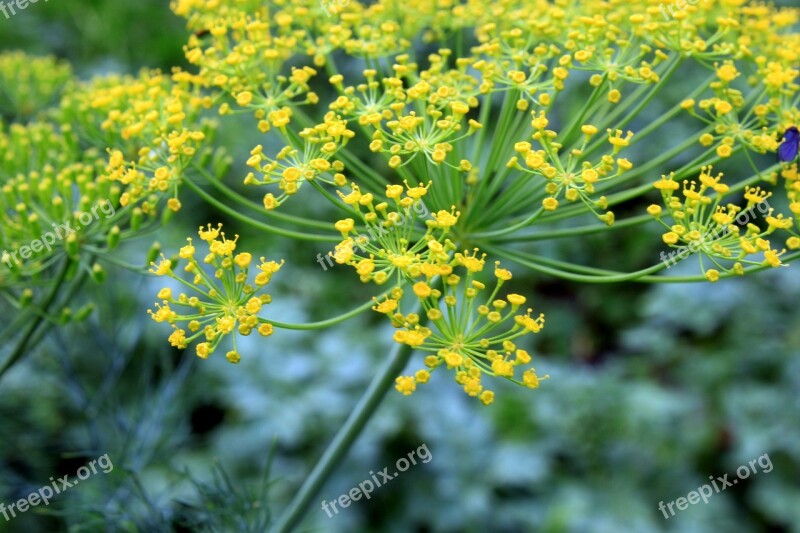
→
(0, 0, 798, 530)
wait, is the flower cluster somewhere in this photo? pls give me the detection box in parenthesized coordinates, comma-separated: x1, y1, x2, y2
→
(508, 120, 632, 223)
(330, 182, 460, 285)
(155, 0, 800, 403)
(60, 69, 216, 214)
(329, 63, 482, 171)
(0, 120, 80, 180)
(0, 52, 72, 119)
(679, 61, 791, 159)
(0, 120, 120, 284)
(650, 166, 790, 280)
(245, 112, 355, 208)
(148, 224, 283, 363)
(374, 256, 547, 405)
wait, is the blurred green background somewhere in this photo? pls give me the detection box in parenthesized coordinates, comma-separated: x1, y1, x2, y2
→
(1, 1, 799, 532)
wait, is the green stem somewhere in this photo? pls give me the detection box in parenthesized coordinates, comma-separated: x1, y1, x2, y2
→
(491, 213, 651, 243)
(192, 164, 333, 230)
(183, 179, 339, 242)
(262, 293, 386, 330)
(581, 57, 683, 153)
(0, 258, 71, 381)
(489, 245, 667, 282)
(558, 73, 607, 147)
(484, 89, 521, 176)
(269, 341, 415, 533)
(489, 245, 800, 283)
(471, 206, 545, 239)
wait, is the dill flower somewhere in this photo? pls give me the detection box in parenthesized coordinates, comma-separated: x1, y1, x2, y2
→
(177, 2, 319, 126)
(0, 121, 124, 285)
(244, 112, 355, 207)
(330, 63, 482, 171)
(376, 256, 548, 404)
(329, 181, 460, 285)
(651, 166, 788, 277)
(148, 223, 284, 363)
(161, 0, 800, 408)
(60, 68, 215, 215)
(0, 52, 72, 119)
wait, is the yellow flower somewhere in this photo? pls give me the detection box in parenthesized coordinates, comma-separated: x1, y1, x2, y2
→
(335, 218, 355, 234)
(148, 224, 282, 362)
(150, 257, 172, 276)
(395, 376, 416, 395)
(157, 288, 172, 300)
(196, 343, 211, 359)
(413, 281, 432, 298)
(234, 253, 252, 268)
(716, 63, 738, 82)
(384, 256, 546, 403)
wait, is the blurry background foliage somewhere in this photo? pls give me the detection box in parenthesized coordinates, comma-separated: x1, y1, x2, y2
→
(0, 1, 799, 532)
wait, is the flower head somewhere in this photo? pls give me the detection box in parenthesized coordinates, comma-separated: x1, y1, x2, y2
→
(148, 224, 283, 362)
(375, 255, 548, 404)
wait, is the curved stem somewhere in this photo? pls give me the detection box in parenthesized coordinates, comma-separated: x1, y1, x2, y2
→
(489, 245, 667, 282)
(183, 179, 339, 242)
(471, 206, 546, 239)
(490, 245, 800, 283)
(270, 340, 416, 533)
(580, 56, 684, 157)
(0, 258, 72, 381)
(84, 246, 150, 273)
(191, 164, 333, 230)
(491, 213, 652, 243)
(558, 73, 607, 148)
(262, 292, 386, 330)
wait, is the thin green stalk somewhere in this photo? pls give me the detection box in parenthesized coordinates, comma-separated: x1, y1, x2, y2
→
(581, 57, 683, 152)
(466, 95, 524, 227)
(470, 91, 493, 163)
(0, 303, 37, 342)
(491, 213, 652, 243)
(0, 258, 71, 381)
(490, 245, 800, 283)
(192, 164, 333, 230)
(263, 292, 386, 330)
(488, 244, 667, 282)
(269, 340, 416, 533)
(484, 89, 521, 176)
(558, 73, 608, 147)
(308, 180, 358, 217)
(482, 113, 530, 199)
(83, 246, 150, 273)
(183, 179, 339, 242)
(471, 206, 546, 239)
(469, 172, 540, 229)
